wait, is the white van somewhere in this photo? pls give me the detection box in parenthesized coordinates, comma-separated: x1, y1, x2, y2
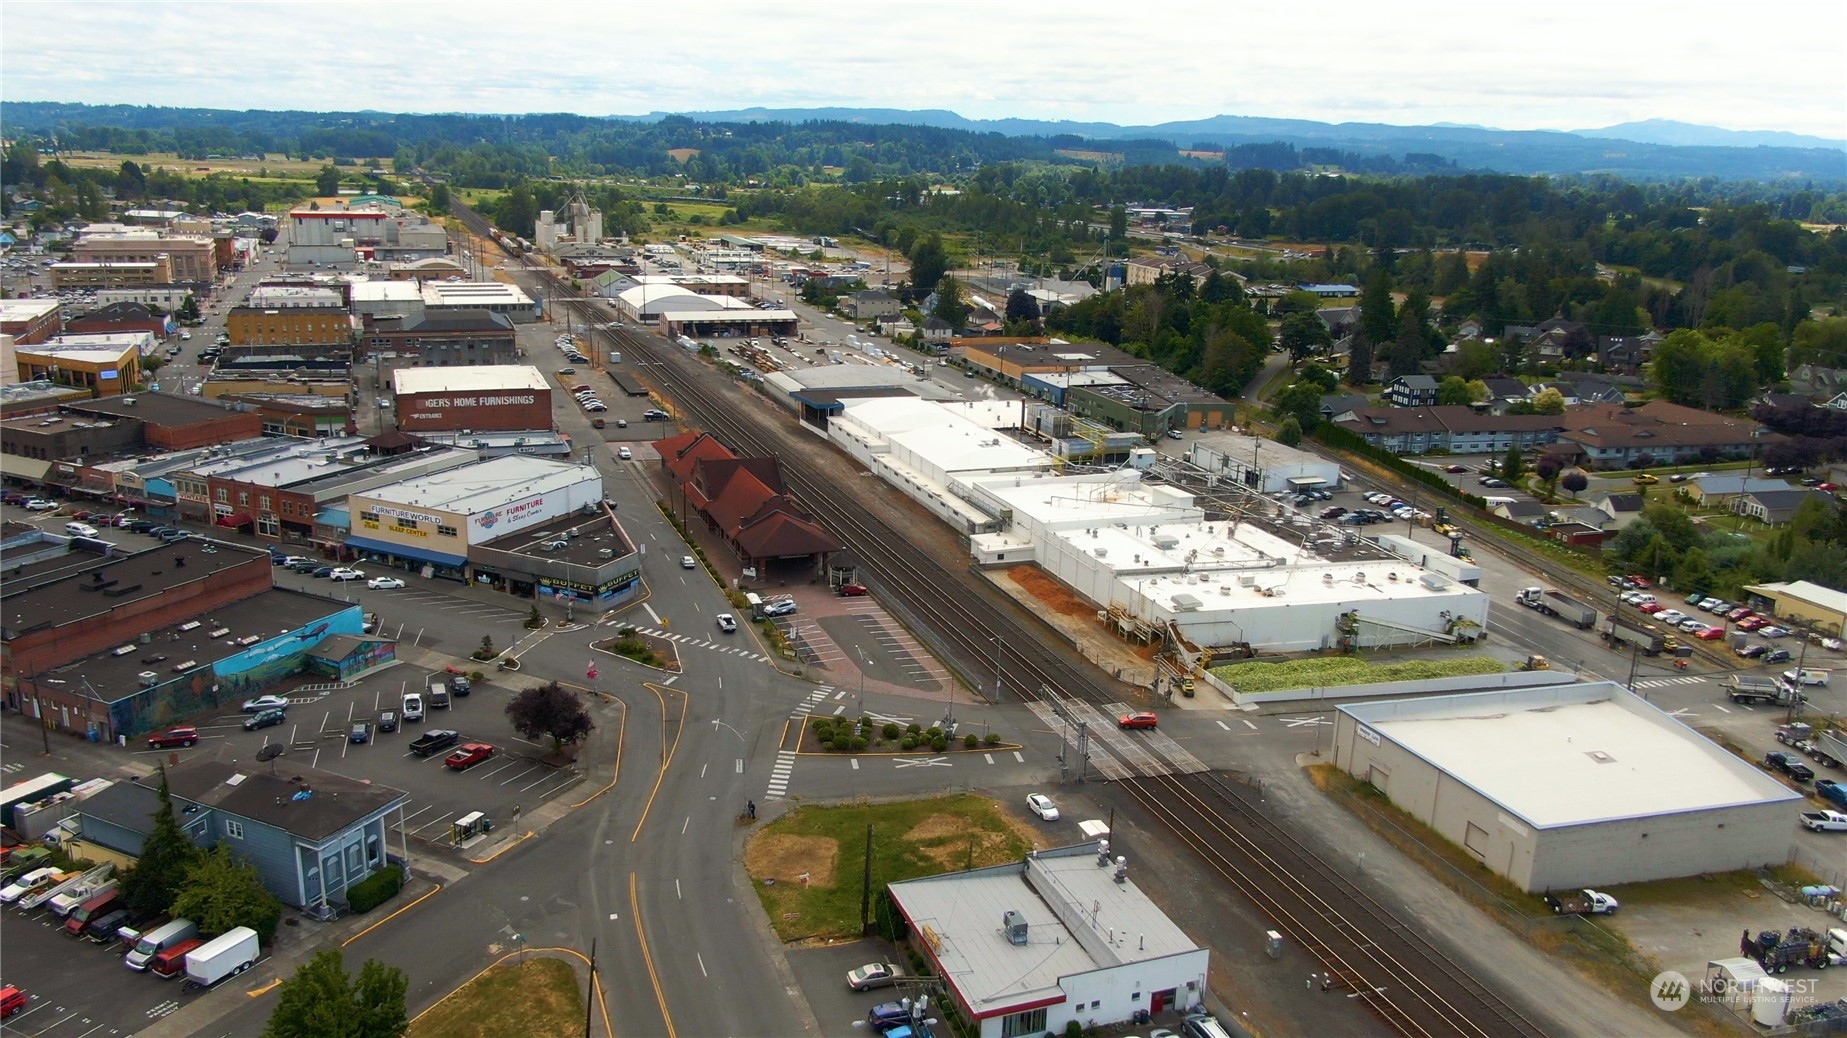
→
(125, 918, 199, 971)
(1784, 669, 1831, 687)
(401, 692, 424, 722)
(1481, 496, 1517, 507)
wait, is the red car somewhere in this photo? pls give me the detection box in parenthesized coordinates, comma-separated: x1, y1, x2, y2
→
(1627, 575, 1651, 588)
(444, 743, 496, 771)
(1737, 617, 1767, 631)
(1118, 712, 1158, 730)
(147, 726, 198, 749)
(1819, 483, 1839, 492)
(1695, 626, 1727, 640)
(1638, 602, 1664, 614)
(838, 582, 869, 597)
(0, 985, 24, 1020)
(1726, 607, 1754, 621)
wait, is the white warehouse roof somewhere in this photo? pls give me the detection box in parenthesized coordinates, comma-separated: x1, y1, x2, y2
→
(392, 365, 547, 395)
(357, 456, 593, 515)
(1341, 684, 1803, 828)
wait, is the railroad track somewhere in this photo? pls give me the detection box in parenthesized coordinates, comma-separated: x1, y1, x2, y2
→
(448, 202, 1553, 1036)
(1121, 769, 1549, 1038)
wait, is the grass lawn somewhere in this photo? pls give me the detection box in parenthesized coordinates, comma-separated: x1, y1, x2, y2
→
(56, 150, 376, 179)
(745, 794, 1037, 942)
(409, 957, 581, 1038)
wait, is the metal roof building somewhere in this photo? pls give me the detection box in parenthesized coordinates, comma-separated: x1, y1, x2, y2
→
(889, 844, 1208, 1038)
(1332, 683, 1802, 892)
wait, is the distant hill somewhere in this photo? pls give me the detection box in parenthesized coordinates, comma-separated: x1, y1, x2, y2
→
(636, 107, 1847, 181)
(1570, 118, 1847, 152)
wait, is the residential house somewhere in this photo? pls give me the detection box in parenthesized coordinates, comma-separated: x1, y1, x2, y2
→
(1318, 307, 1361, 339)
(1319, 393, 1374, 422)
(1331, 406, 1562, 455)
(1829, 393, 1847, 413)
(1596, 333, 1661, 374)
(1555, 400, 1779, 470)
(842, 290, 900, 320)
(1296, 282, 1360, 298)
(1386, 374, 1440, 408)
(1125, 257, 1215, 287)
(920, 316, 955, 348)
(1456, 318, 1484, 341)
(874, 313, 915, 338)
(1684, 475, 1793, 508)
(1480, 378, 1530, 413)
(1493, 500, 1547, 522)
(1733, 488, 1828, 525)
(1790, 364, 1847, 397)
(1755, 391, 1815, 411)
(1530, 380, 1625, 406)
(1545, 520, 1615, 548)
(1595, 492, 1645, 529)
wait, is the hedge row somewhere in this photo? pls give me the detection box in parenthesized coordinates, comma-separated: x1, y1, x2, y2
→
(347, 867, 404, 914)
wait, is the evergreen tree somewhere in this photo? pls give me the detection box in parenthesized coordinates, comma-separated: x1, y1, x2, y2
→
(122, 776, 203, 917)
(1359, 268, 1397, 345)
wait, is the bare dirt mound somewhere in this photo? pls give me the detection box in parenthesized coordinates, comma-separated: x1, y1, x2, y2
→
(744, 833, 838, 888)
(1005, 565, 1093, 618)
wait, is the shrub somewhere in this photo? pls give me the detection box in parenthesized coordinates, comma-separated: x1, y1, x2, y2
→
(930, 736, 948, 753)
(816, 737, 833, 751)
(926, 727, 943, 740)
(850, 737, 868, 752)
(900, 735, 919, 750)
(964, 734, 979, 749)
(1065, 1021, 1084, 1038)
(346, 868, 403, 914)
(882, 722, 902, 740)
(810, 717, 833, 734)
(906, 723, 922, 735)
(983, 733, 1001, 746)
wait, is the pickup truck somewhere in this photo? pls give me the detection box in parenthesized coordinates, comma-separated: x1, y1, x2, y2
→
(1766, 751, 1816, 784)
(1800, 810, 1847, 833)
(444, 743, 495, 771)
(1817, 779, 1847, 809)
(408, 729, 460, 757)
(1544, 889, 1620, 915)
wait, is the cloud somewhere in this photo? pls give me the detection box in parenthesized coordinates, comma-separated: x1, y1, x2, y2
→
(3, 0, 1844, 138)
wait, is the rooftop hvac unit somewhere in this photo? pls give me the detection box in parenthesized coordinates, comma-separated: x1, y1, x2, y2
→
(1002, 910, 1029, 945)
(172, 660, 197, 672)
(1093, 548, 1108, 558)
(1219, 586, 1232, 596)
(1238, 575, 1257, 587)
(1151, 533, 1179, 549)
(544, 540, 569, 551)
(1323, 573, 1335, 584)
(598, 549, 615, 558)
(1171, 593, 1203, 612)
(137, 671, 159, 687)
(1212, 546, 1225, 555)
(111, 644, 138, 657)
(1420, 574, 1450, 591)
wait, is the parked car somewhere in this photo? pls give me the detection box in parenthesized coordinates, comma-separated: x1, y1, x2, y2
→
(1727, 606, 1755, 621)
(1760, 626, 1790, 639)
(1026, 793, 1059, 820)
(1764, 648, 1792, 664)
(1638, 602, 1665, 614)
(617, 447, 632, 460)
(1736, 644, 1769, 659)
(762, 599, 798, 617)
(24, 498, 58, 510)
(1737, 617, 1766, 631)
(310, 566, 336, 578)
(846, 962, 903, 992)
(242, 709, 286, 732)
(1655, 610, 1687, 625)
(1696, 626, 1727, 640)
(241, 695, 289, 713)
(1118, 711, 1158, 730)
(367, 576, 405, 590)
(377, 710, 398, 733)
(450, 676, 471, 696)
(349, 722, 372, 744)
(443, 743, 495, 771)
(838, 582, 869, 597)
(328, 567, 365, 581)
(147, 727, 199, 749)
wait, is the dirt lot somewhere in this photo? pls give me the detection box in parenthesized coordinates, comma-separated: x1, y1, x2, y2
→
(1617, 874, 1847, 1018)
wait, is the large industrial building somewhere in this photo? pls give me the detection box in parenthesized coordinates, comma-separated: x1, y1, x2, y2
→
(610, 284, 797, 339)
(889, 844, 1209, 1038)
(827, 397, 1486, 651)
(1331, 683, 1802, 892)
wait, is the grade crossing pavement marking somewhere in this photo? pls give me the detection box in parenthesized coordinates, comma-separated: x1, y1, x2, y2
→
(1281, 716, 1332, 728)
(893, 756, 952, 769)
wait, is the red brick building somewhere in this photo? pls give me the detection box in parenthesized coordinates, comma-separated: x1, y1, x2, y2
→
(0, 299, 64, 345)
(392, 365, 552, 433)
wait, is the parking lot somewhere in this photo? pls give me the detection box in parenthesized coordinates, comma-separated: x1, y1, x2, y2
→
(0, 897, 220, 1037)
(139, 663, 580, 854)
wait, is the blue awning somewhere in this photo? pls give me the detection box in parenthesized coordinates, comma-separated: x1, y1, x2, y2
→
(343, 534, 467, 569)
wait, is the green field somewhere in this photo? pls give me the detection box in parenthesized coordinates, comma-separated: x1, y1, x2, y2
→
(745, 794, 1035, 941)
(409, 957, 581, 1038)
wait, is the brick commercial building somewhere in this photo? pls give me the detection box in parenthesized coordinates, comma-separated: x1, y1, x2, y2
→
(227, 303, 358, 349)
(392, 365, 551, 433)
(0, 299, 65, 346)
(359, 312, 518, 370)
(52, 258, 176, 289)
(13, 333, 151, 397)
(64, 301, 172, 339)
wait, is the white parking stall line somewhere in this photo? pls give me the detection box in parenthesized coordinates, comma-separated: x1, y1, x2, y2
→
(983, 753, 994, 764)
(832, 705, 846, 715)
(1012, 751, 1024, 763)
(408, 811, 455, 837)
(850, 759, 859, 770)
(476, 759, 521, 779)
(1216, 721, 1230, 731)
(519, 771, 558, 792)
(498, 765, 541, 786)
(1714, 704, 1732, 713)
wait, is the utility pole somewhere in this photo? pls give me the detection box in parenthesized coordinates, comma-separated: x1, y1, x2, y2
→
(860, 824, 875, 936)
(584, 938, 598, 1038)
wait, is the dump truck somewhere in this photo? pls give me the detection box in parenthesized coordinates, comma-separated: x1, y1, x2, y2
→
(1545, 889, 1620, 915)
(1601, 616, 1676, 656)
(1812, 729, 1847, 769)
(1723, 674, 1803, 705)
(1516, 587, 1598, 629)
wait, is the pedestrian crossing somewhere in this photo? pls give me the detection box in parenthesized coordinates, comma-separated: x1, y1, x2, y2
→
(1026, 699, 1209, 780)
(1632, 675, 1710, 690)
(765, 687, 832, 801)
(621, 624, 769, 662)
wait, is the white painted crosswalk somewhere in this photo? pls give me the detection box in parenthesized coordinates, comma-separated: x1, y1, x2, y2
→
(764, 688, 832, 800)
(618, 624, 770, 662)
(1632, 675, 1710, 689)
(1025, 699, 1208, 780)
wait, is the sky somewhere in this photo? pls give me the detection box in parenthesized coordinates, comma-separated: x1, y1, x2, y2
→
(4, 0, 1845, 140)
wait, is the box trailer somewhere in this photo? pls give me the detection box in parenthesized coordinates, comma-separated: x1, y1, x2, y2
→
(183, 926, 259, 988)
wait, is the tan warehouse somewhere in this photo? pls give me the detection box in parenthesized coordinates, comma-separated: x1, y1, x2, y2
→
(1332, 683, 1801, 892)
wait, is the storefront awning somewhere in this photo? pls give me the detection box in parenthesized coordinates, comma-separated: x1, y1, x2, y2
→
(344, 534, 467, 569)
(215, 512, 254, 527)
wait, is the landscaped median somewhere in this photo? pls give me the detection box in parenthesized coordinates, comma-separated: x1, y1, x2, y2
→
(745, 794, 1037, 942)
